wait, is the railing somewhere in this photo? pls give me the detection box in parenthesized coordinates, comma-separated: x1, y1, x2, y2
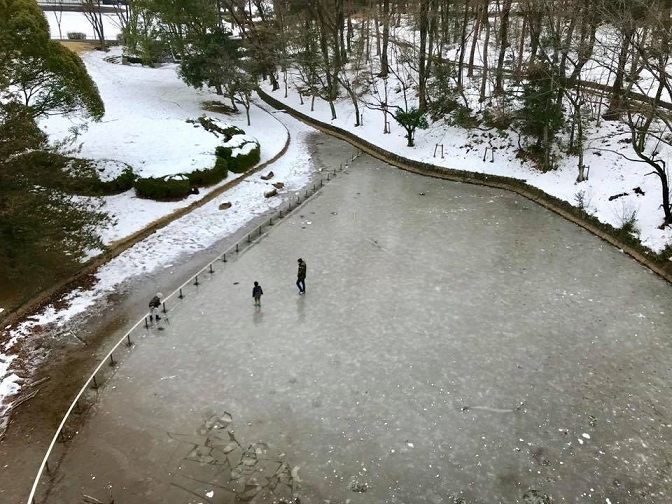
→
(37, 0, 87, 5)
(26, 153, 361, 504)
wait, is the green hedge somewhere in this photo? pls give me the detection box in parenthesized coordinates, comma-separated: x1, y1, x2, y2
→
(63, 160, 135, 195)
(131, 139, 259, 201)
(215, 142, 260, 174)
(8, 151, 135, 196)
(134, 174, 191, 200)
(187, 158, 229, 187)
(100, 166, 136, 193)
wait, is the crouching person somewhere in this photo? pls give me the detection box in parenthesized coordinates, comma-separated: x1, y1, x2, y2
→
(149, 292, 163, 322)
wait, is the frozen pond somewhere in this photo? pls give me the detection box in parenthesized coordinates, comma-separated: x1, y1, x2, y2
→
(40, 134, 672, 503)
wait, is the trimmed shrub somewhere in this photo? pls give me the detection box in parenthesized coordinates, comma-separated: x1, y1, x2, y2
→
(8, 151, 134, 196)
(187, 159, 228, 187)
(134, 174, 191, 200)
(63, 159, 137, 195)
(215, 145, 230, 159)
(67, 32, 87, 40)
(100, 166, 136, 194)
(216, 142, 260, 174)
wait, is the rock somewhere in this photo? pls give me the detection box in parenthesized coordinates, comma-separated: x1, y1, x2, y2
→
(272, 182, 285, 189)
(264, 188, 278, 198)
(261, 171, 274, 180)
(218, 202, 232, 210)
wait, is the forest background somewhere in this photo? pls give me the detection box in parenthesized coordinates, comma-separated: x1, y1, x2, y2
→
(4, 0, 672, 315)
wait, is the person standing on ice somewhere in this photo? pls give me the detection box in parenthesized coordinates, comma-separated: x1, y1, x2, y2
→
(149, 292, 163, 321)
(296, 258, 307, 294)
(252, 281, 263, 307)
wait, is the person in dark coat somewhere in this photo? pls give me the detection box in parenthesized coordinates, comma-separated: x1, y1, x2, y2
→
(149, 292, 163, 321)
(252, 281, 263, 307)
(296, 258, 307, 294)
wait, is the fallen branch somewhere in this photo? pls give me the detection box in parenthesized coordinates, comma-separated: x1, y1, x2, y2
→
(27, 376, 50, 388)
(12, 388, 40, 409)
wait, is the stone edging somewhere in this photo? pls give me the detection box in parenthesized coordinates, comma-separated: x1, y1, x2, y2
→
(256, 87, 672, 286)
(1, 109, 291, 328)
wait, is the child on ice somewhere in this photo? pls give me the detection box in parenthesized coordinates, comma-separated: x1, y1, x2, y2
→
(252, 281, 263, 307)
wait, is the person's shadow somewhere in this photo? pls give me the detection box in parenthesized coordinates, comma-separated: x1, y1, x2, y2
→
(296, 296, 305, 323)
(253, 306, 263, 325)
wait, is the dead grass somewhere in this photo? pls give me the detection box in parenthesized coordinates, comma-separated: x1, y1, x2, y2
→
(59, 40, 99, 54)
(202, 100, 237, 115)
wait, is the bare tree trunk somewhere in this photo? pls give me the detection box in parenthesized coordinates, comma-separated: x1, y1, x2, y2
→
(604, 27, 634, 120)
(418, 0, 429, 111)
(479, 10, 491, 102)
(82, 0, 107, 50)
(380, 0, 390, 76)
(52, 0, 65, 39)
(457, 0, 470, 88)
(426, 0, 438, 76)
(337, 0, 347, 62)
(515, 17, 527, 80)
(527, 2, 542, 66)
(569, 5, 597, 82)
(494, 0, 512, 94)
(467, 0, 484, 77)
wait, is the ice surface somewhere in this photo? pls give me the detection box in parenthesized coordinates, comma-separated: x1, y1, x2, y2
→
(37, 143, 672, 503)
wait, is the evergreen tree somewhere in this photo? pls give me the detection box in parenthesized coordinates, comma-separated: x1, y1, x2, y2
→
(518, 62, 564, 170)
(0, 0, 108, 296)
(393, 107, 429, 147)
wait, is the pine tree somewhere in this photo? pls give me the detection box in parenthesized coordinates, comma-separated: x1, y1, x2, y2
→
(0, 0, 108, 299)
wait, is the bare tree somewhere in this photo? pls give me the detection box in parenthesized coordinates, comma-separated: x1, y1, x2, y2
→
(50, 0, 66, 39)
(619, 3, 672, 226)
(494, 0, 512, 94)
(82, 0, 107, 49)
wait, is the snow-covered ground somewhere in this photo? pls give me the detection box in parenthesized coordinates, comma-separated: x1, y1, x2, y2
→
(0, 35, 313, 426)
(44, 9, 121, 40)
(3, 10, 672, 431)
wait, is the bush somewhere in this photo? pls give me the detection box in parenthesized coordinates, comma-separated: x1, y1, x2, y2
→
(515, 145, 557, 172)
(67, 32, 87, 40)
(216, 142, 260, 174)
(7, 152, 135, 196)
(451, 105, 481, 129)
(100, 166, 136, 194)
(63, 159, 137, 195)
(427, 97, 459, 121)
(187, 160, 228, 187)
(123, 55, 144, 65)
(134, 174, 191, 200)
(482, 108, 514, 130)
